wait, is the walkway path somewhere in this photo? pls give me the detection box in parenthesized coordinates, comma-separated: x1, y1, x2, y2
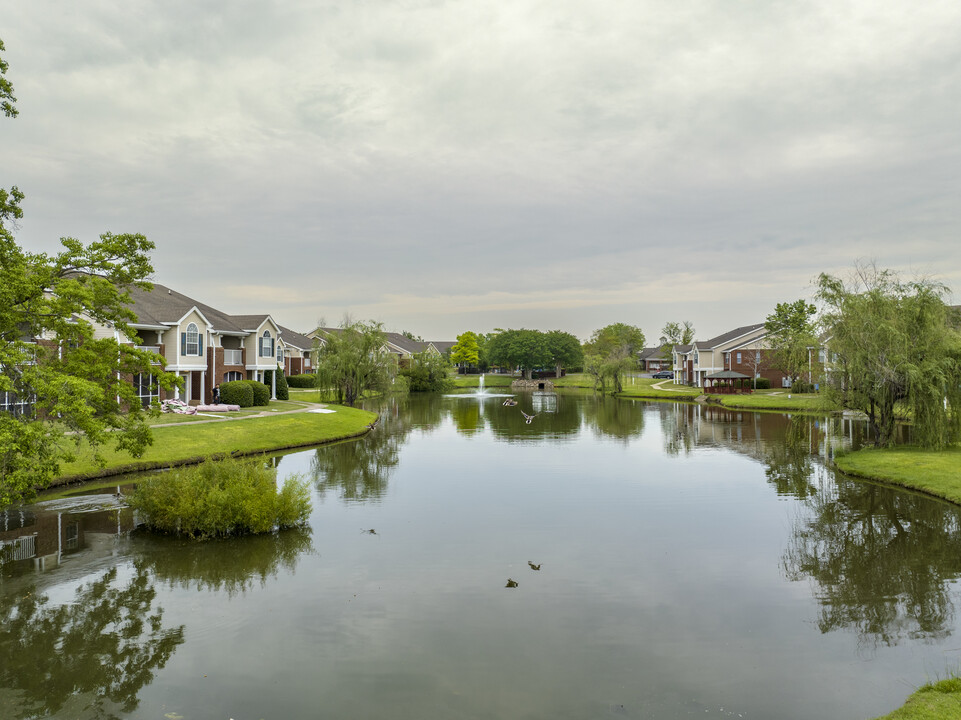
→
(151, 399, 329, 429)
(651, 379, 698, 393)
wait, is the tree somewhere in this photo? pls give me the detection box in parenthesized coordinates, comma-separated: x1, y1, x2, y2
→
(583, 323, 645, 393)
(544, 330, 583, 378)
(764, 299, 817, 388)
(1, 46, 180, 506)
(486, 329, 552, 379)
(450, 331, 480, 369)
(816, 265, 961, 448)
(0, 38, 16, 119)
(315, 320, 395, 406)
(660, 320, 694, 361)
(399, 350, 452, 392)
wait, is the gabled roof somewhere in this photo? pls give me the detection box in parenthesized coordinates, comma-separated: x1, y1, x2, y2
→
(229, 314, 278, 333)
(694, 323, 766, 350)
(277, 325, 315, 351)
(124, 283, 246, 334)
(383, 332, 429, 355)
(428, 341, 455, 354)
(638, 344, 670, 360)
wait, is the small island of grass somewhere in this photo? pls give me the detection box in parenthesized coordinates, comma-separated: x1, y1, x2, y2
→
(834, 445, 961, 505)
(129, 457, 311, 538)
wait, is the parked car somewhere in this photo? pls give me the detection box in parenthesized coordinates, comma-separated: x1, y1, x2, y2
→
(652, 370, 674, 379)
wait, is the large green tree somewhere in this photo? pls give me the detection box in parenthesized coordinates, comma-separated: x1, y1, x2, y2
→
(1, 42, 179, 507)
(315, 320, 395, 406)
(450, 330, 480, 369)
(486, 328, 552, 379)
(764, 299, 818, 387)
(816, 266, 961, 448)
(659, 320, 694, 361)
(544, 330, 583, 378)
(583, 323, 645, 393)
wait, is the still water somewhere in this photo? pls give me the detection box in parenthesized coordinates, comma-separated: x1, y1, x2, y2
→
(3, 392, 961, 719)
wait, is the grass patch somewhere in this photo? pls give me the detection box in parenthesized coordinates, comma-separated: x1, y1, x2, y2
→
(549, 373, 594, 388)
(713, 393, 836, 413)
(873, 677, 961, 719)
(56, 405, 377, 481)
(616, 379, 702, 400)
(450, 374, 515, 388)
(834, 445, 961, 505)
(129, 456, 311, 538)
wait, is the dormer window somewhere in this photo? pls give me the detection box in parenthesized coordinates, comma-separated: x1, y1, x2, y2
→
(276, 342, 283, 362)
(259, 330, 274, 358)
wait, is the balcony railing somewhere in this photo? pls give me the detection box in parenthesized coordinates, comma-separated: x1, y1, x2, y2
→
(223, 349, 243, 366)
(136, 345, 161, 353)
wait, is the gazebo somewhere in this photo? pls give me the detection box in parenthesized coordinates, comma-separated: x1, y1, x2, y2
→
(704, 370, 753, 394)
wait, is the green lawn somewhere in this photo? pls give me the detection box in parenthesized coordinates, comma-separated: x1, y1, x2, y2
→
(713, 392, 836, 413)
(616, 378, 702, 400)
(873, 677, 961, 720)
(55, 405, 377, 482)
(834, 445, 961, 505)
(450, 373, 515, 388)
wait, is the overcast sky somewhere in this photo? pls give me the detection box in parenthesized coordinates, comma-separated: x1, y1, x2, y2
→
(4, 1, 960, 342)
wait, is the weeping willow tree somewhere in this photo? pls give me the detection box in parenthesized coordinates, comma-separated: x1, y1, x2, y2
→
(315, 319, 395, 406)
(816, 264, 961, 448)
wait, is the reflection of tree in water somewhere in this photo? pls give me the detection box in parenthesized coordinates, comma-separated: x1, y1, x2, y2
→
(761, 417, 819, 499)
(134, 528, 313, 598)
(590, 396, 644, 442)
(449, 400, 485, 434)
(485, 393, 581, 441)
(658, 403, 698, 456)
(784, 477, 961, 647)
(312, 394, 439, 502)
(0, 567, 184, 719)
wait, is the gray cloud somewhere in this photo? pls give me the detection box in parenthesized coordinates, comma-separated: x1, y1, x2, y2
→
(4, 0, 960, 340)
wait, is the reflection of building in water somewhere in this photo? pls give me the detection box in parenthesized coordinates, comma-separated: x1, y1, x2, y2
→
(1, 500, 135, 575)
(531, 392, 558, 414)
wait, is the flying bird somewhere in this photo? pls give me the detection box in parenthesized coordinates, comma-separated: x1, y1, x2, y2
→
(521, 411, 537, 424)
(528, 561, 541, 571)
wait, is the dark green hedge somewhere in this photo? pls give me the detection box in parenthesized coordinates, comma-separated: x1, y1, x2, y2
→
(752, 377, 771, 390)
(249, 380, 270, 406)
(287, 373, 317, 388)
(220, 380, 254, 407)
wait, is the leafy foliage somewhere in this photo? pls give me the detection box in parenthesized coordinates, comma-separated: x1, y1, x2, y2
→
(315, 320, 395, 406)
(129, 456, 311, 538)
(286, 373, 318, 388)
(764, 299, 817, 385)
(660, 320, 694, 359)
(583, 323, 645, 393)
(485, 328, 552, 379)
(545, 330, 583, 377)
(450, 330, 480, 368)
(220, 380, 255, 407)
(816, 265, 961, 448)
(399, 351, 452, 392)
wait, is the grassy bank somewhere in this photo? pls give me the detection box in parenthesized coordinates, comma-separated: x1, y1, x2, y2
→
(615, 379, 701, 400)
(450, 373, 515, 388)
(55, 405, 377, 483)
(834, 445, 961, 505)
(873, 677, 961, 719)
(712, 392, 835, 413)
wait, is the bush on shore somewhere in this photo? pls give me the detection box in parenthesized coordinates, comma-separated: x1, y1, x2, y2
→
(128, 457, 311, 538)
(287, 374, 317, 388)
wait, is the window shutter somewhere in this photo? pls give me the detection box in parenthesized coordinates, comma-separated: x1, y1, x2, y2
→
(181, 333, 186, 355)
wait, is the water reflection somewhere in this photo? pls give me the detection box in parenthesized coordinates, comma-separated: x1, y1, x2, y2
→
(0, 566, 185, 719)
(784, 475, 961, 647)
(133, 528, 314, 597)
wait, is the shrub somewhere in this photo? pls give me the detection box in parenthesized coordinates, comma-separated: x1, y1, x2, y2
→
(275, 367, 289, 401)
(128, 457, 311, 538)
(287, 374, 317, 388)
(790, 380, 815, 393)
(220, 380, 254, 407)
(752, 377, 771, 389)
(248, 380, 270, 406)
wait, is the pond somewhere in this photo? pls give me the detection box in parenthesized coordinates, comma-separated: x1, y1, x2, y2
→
(2, 392, 961, 719)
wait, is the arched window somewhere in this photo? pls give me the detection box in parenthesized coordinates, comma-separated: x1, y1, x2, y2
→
(276, 342, 283, 362)
(259, 330, 273, 358)
(185, 323, 200, 356)
(224, 371, 242, 382)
